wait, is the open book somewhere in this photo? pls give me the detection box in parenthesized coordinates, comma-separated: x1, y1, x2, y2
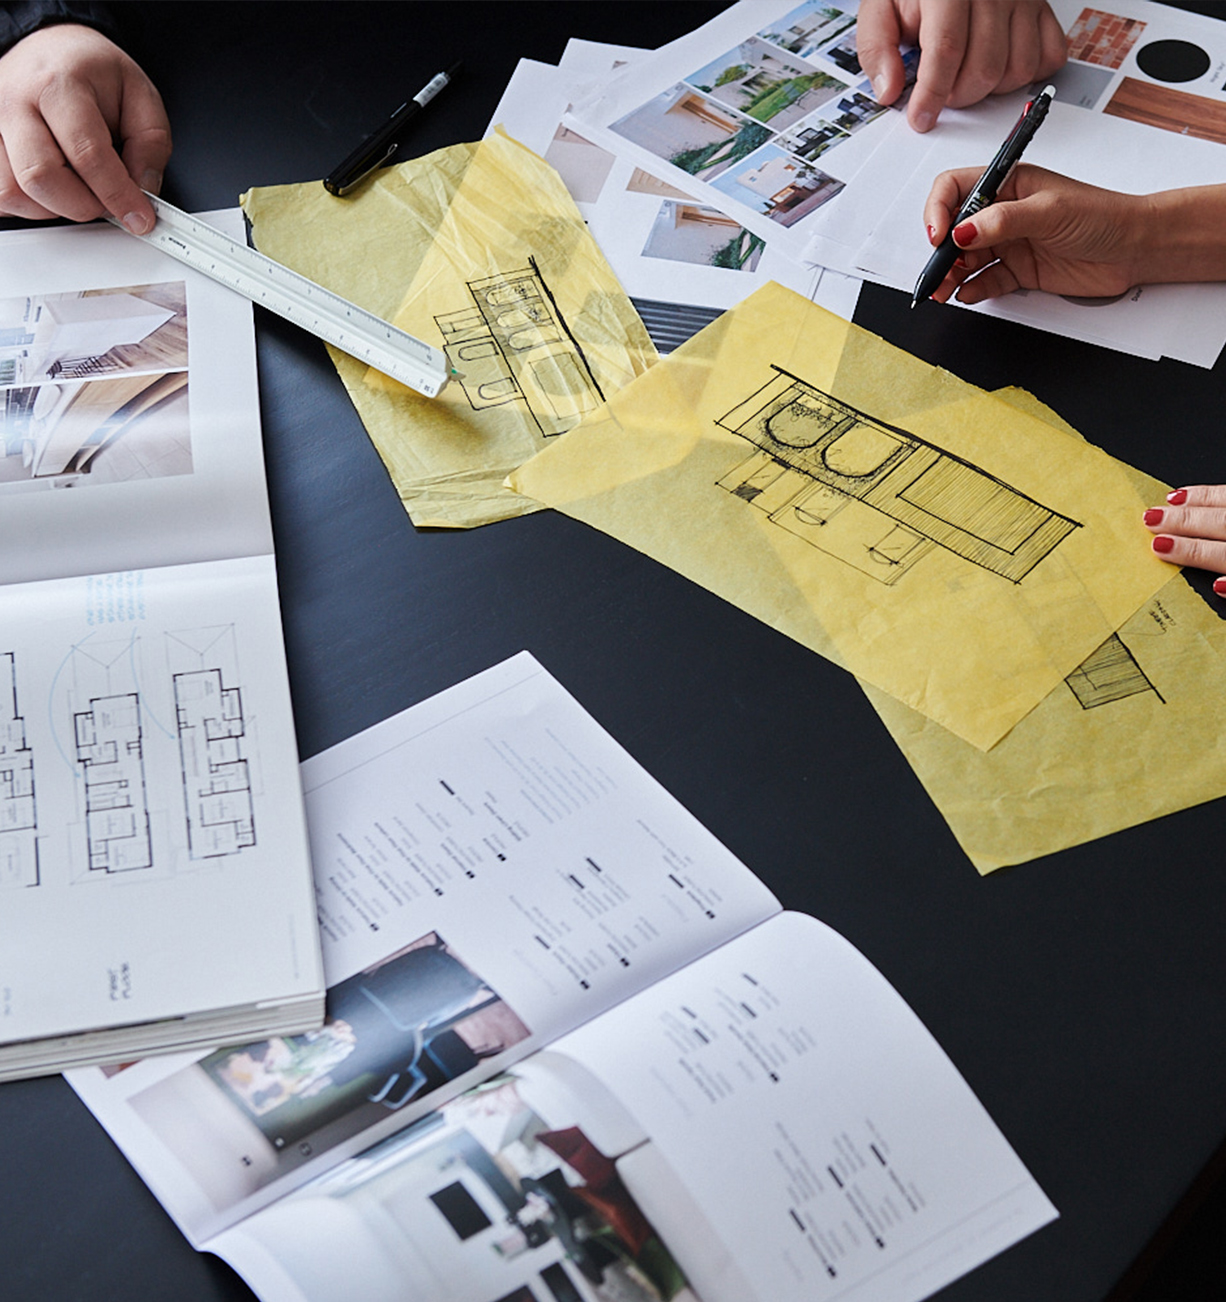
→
(0, 216, 324, 1079)
(69, 654, 1055, 1302)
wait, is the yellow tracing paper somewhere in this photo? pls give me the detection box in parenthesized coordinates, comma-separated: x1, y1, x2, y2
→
(242, 131, 657, 528)
(864, 389, 1226, 872)
(509, 282, 1172, 751)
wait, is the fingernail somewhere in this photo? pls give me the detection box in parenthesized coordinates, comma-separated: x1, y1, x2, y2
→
(1152, 535, 1175, 554)
(140, 169, 162, 195)
(926, 223, 937, 244)
(954, 255, 967, 268)
(953, 221, 977, 247)
(122, 211, 150, 235)
(1215, 577, 1226, 597)
(913, 109, 936, 132)
(871, 75, 887, 102)
(1143, 508, 1164, 526)
(1167, 488, 1188, 505)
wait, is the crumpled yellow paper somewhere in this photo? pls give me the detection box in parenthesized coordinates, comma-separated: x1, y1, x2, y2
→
(508, 282, 1173, 751)
(863, 389, 1226, 872)
(242, 131, 656, 528)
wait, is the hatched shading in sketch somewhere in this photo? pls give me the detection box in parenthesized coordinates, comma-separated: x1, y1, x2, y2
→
(717, 367, 1081, 585)
(435, 259, 606, 438)
(1065, 633, 1164, 709)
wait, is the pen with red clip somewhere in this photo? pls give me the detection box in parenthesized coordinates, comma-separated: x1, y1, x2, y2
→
(911, 84, 1056, 307)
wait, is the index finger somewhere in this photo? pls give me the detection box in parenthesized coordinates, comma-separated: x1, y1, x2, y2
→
(117, 73, 172, 197)
(909, 0, 971, 131)
(0, 102, 104, 221)
(922, 165, 982, 241)
(42, 85, 155, 231)
(855, 0, 907, 106)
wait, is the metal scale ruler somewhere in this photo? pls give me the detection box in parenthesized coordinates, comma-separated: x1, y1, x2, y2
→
(110, 192, 449, 399)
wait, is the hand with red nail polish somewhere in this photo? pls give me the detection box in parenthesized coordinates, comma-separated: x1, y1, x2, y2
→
(1143, 485, 1226, 593)
(922, 163, 1226, 308)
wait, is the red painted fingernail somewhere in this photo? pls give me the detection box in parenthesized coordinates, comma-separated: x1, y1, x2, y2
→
(1152, 535, 1175, 554)
(953, 220, 977, 246)
(927, 223, 937, 244)
(1167, 488, 1188, 505)
(1143, 508, 1164, 526)
(1215, 577, 1226, 596)
(954, 255, 967, 268)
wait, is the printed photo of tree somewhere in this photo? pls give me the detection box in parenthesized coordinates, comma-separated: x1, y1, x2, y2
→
(686, 37, 846, 132)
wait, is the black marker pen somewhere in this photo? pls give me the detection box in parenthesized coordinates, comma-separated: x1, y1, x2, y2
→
(324, 62, 462, 196)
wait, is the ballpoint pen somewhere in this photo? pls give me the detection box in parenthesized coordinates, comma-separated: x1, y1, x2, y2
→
(324, 62, 462, 196)
(911, 84, 1056, 308)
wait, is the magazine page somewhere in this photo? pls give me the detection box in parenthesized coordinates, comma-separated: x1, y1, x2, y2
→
(552, 911, 1057, 1302)
(0, 552, 322, 1075)
(565, 0, 910, 261)
(211, 1050, 726, 1302)
(68, 652, 780, 1245)
(0, 211, 274, 586)
(192, 912, 1052, 1302)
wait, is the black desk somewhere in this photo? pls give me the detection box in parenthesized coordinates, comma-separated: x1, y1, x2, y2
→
(3, 4, 1224, 1299)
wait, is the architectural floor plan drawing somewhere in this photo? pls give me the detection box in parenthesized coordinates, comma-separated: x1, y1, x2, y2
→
(435, 258, 606, 438)
(74, 691, 153, 873)
(717, 367, 1082, 585)
(174, 666, 255, 859)
(0, 652, 38, 888)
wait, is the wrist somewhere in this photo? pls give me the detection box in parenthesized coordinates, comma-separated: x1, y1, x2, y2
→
(1132, 186, 1226, 286)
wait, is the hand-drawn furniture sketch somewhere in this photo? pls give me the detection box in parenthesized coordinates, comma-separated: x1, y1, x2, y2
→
(435, 258, 605, 438)
(0, 652, 38, 888)
(717, 367, 1081, 585)
(1064, 633, 1164, 708)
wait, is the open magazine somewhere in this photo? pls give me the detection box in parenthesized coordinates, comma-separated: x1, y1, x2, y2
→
(69, 654, 1056, 1302)
(0, 217, 323, 1078)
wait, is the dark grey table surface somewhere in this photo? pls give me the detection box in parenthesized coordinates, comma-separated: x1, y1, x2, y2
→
(3, 4, 1225, 1300)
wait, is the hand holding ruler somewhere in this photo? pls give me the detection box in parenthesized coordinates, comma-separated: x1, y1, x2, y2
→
(110, 192, 450, 399)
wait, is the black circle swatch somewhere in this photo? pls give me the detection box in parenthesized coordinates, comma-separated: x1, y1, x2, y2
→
(1135, 39, 1211, 83)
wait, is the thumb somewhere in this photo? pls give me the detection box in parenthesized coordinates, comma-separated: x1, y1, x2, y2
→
(855, 0, 907, 106)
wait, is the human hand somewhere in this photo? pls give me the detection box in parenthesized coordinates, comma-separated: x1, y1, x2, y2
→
(856, 0, 1067, 132)
(0, 23, 171, 231)
(922, 163, 1149, 303)
(1144, 487, 1226, 596)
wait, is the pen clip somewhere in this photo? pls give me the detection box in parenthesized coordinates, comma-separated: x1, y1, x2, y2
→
(332, 141, 399, 196)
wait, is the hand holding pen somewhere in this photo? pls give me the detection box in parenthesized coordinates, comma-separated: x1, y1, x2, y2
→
(912, 84, 1055, 306)
(918, 161, 1170, 304)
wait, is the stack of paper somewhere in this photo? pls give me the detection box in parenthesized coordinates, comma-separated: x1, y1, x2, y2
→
(549, 0, 1226, 366)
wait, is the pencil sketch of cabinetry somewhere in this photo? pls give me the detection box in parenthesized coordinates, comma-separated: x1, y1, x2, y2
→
(717, 367, 1080, 584)
(435, 259, 605, 437)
